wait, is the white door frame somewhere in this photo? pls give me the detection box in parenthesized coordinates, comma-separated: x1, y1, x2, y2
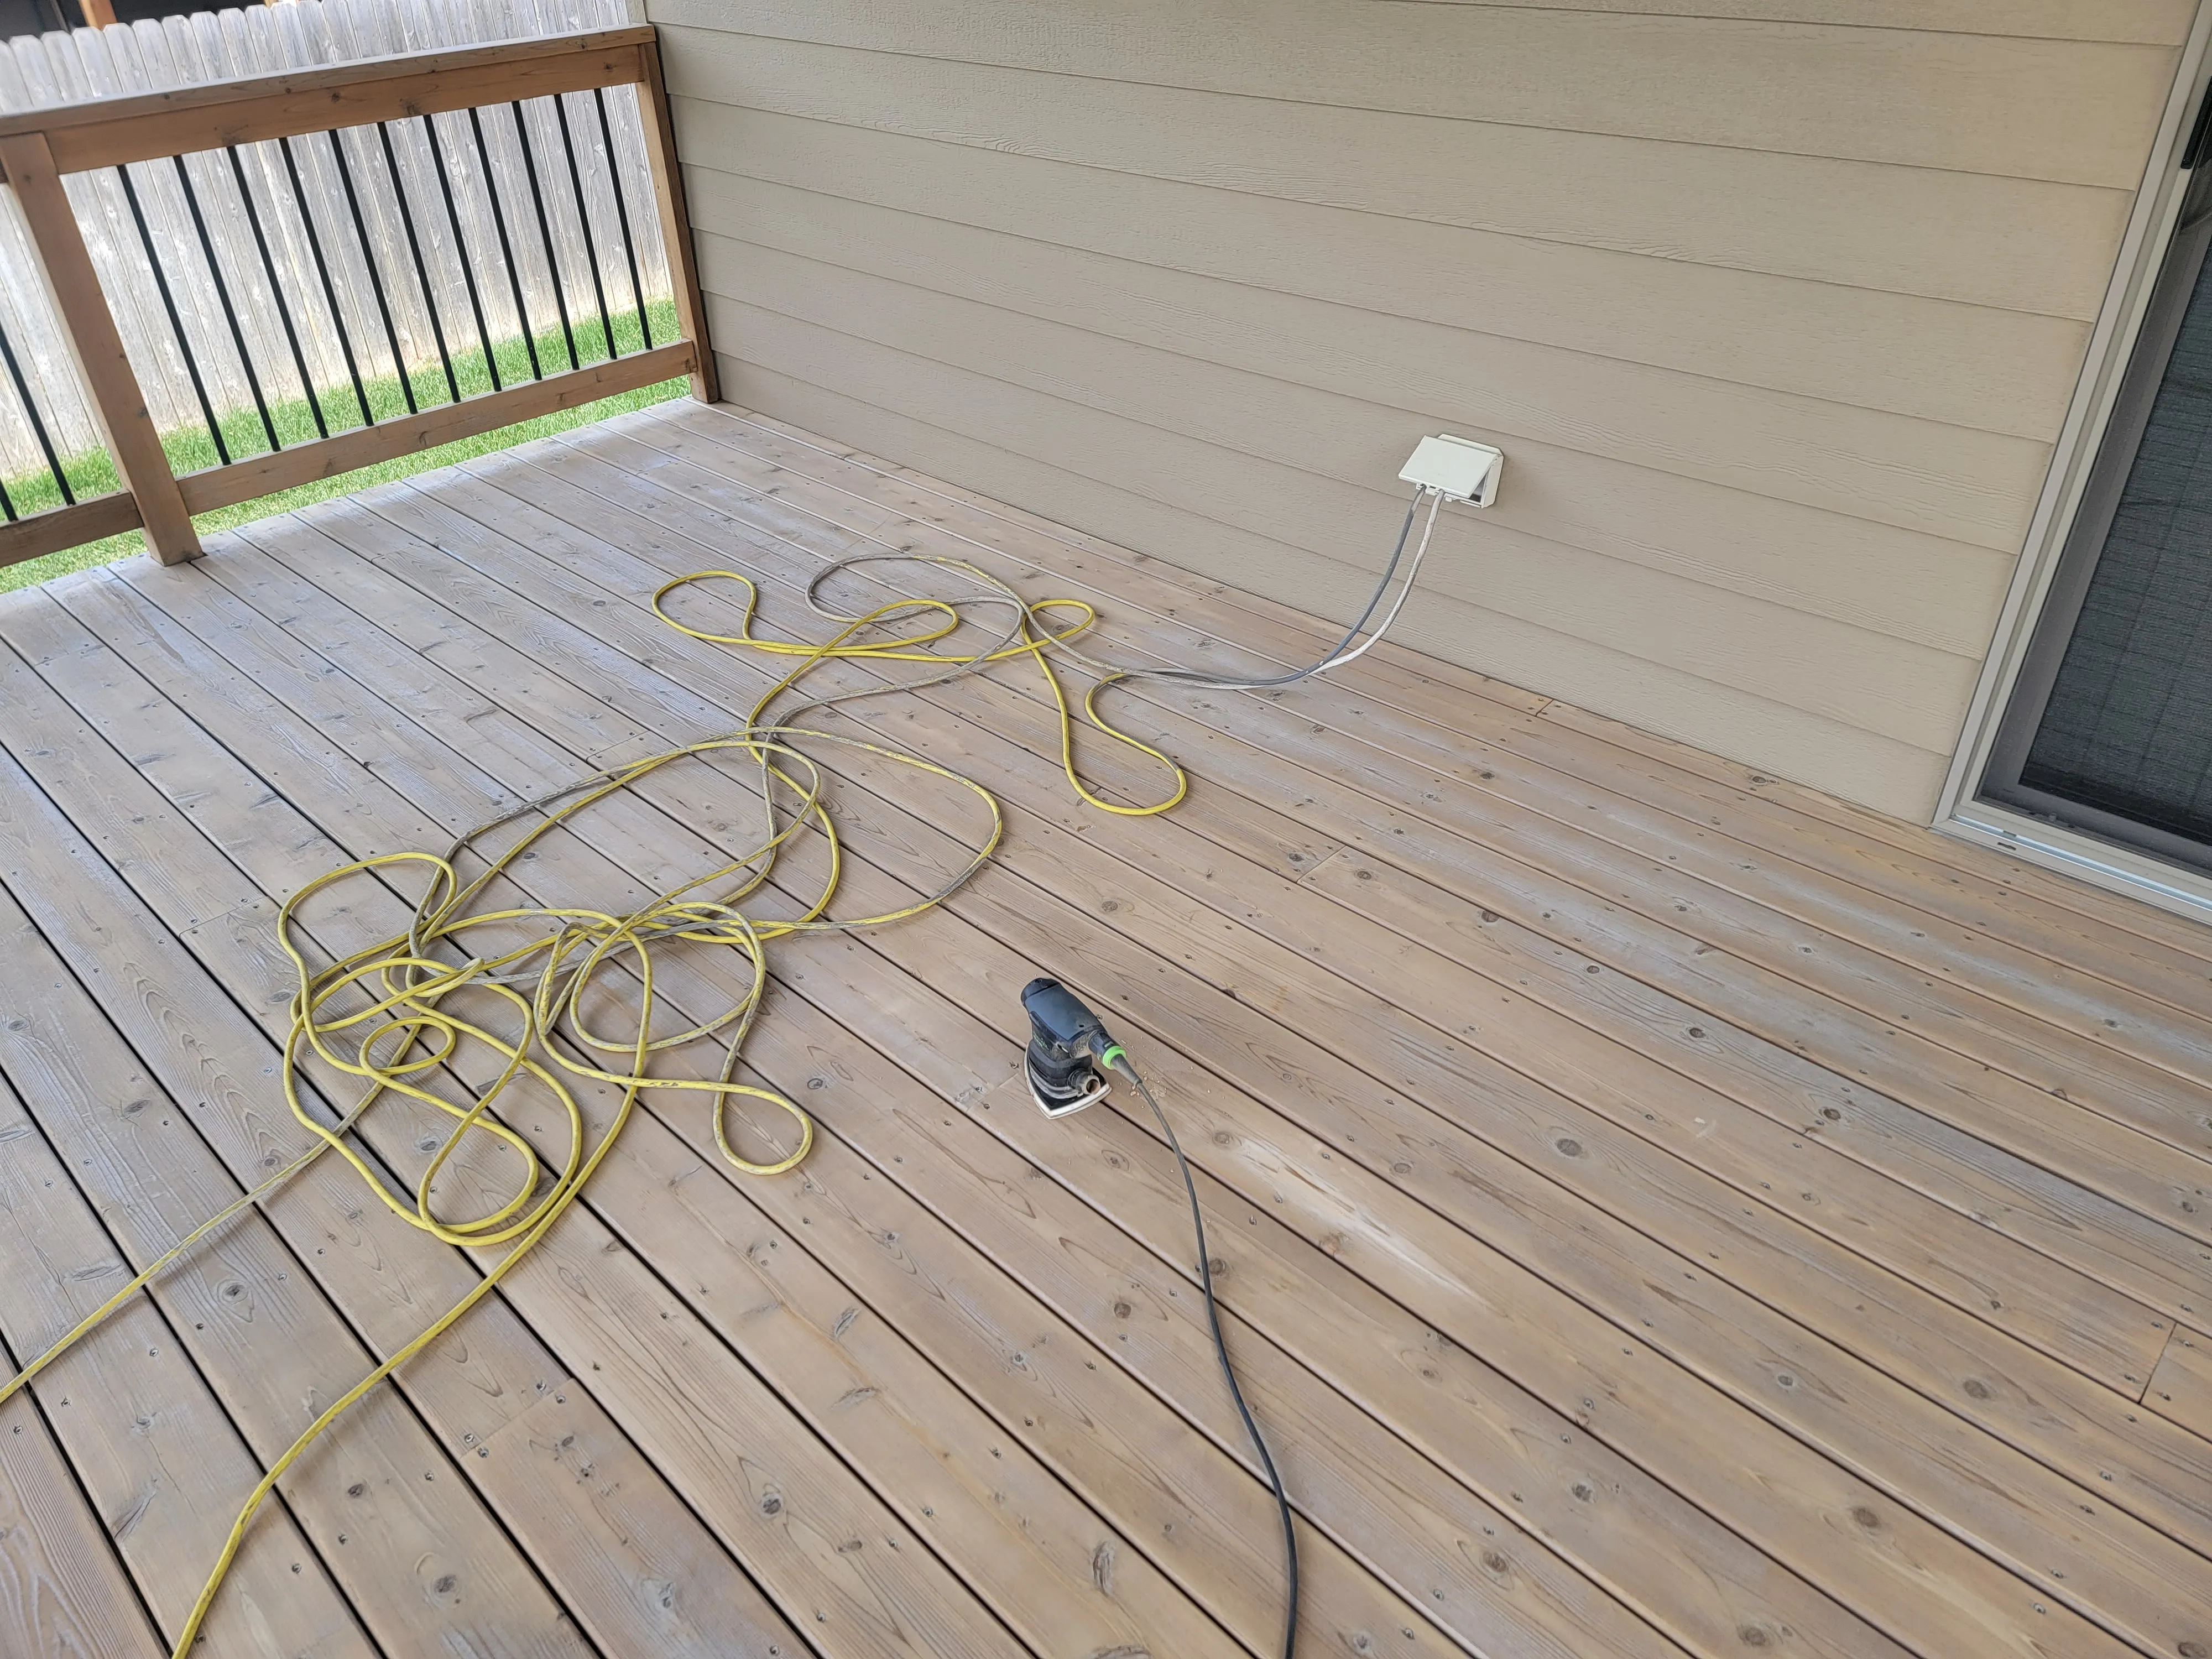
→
(1937, 0, 2212, 924)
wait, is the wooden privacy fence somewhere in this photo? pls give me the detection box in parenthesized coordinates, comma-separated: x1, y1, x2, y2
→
(0, 20, 713, 567)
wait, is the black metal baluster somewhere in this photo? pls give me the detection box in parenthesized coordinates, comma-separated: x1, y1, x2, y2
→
(512, 100, 579, 371)
(116, 163, 229, 466)
(419, 112, 500, 393)
(552, 91, 615, 361)
(326, 126, 416, 415)
(0, 315, 77, 509)
(171, 153, 280, 454)
(593, 86, 651, 351)
(375, 120, 462, 405)
(467, 104, 542, 380)
(0, 343, 18, 513)
(226, 144, 327, 439)
(280, 134, 373, 427)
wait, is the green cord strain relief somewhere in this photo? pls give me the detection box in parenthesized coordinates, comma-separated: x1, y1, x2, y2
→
(1098, 1042, 1126, 1072)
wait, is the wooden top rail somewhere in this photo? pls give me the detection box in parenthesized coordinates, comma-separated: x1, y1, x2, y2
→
(0, 26, 654, 178)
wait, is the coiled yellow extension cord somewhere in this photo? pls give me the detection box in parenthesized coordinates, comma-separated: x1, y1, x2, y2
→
(0, 554, 1192, 1657)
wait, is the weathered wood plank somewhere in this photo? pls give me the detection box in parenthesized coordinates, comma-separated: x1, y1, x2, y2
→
(647, 403, 2212, 1108)
(0, 582, 1021, 1659)
(0, 1384, 165, 1659)
(638, 40, 716, 405)
(82, 539, 1268, 1659)
(758, 372, 2199, 966)
(622, 408, 2212, 1245)
(0, 632, 602, 1659)
(0, 493, 140, 570)
(701, 395, 2212, 1029)
(0, 1064, 286, 1659)
(170, 502, 1697, 1659)
(11, 396, 2212, 1659)
(0, 679, 806, 1659)
(440, 438, 2212, 1577)
(557, 415, 2212, 1340)
(174, 342, 695, 513)
(2147, 1326, 2212, 1444)
(295, 453, 2188, 1656)
(211, 497, 1468, 1659)
(0, 30, 653, 174)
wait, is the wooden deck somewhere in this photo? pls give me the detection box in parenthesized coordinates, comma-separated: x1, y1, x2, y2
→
(1, 398, 2209, 1659)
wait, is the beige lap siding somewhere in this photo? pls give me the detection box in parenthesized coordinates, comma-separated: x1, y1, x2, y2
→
(646, 0, 2185, 821)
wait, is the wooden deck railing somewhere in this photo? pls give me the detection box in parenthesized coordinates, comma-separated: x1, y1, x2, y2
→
(0, 24, 712, 568)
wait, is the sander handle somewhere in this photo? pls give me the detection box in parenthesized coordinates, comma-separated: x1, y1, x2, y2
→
(1020, 977, 1123, 1117)
(1020, 977, 1115, 1061)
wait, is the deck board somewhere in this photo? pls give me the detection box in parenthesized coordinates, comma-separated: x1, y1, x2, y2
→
(0, 1365, 165, 1659)
(0, 611, 803, 1659)
(247, 486, 1704, 1659)
(0, 398, 2207, 1659)
(540, 427, 2176, 1381)
(12, 556, 1089, 1659)
(2151, 1327, 2212, 1443)
(217, 487, 1487, 1659)
(0, 1035, 378, 1659)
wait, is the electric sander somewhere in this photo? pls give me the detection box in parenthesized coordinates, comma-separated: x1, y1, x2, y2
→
(1021, 977, 1122, 1117)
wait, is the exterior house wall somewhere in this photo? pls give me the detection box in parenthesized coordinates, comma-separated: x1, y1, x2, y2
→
(647, 0, 2190, 821)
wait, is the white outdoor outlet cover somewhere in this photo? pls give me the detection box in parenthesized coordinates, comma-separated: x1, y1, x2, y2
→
(1399, 433, 1504, 507)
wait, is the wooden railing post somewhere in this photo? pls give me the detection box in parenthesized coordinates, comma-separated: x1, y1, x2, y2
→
(0, 131, 199, 564)
(637, 36, 717, 407)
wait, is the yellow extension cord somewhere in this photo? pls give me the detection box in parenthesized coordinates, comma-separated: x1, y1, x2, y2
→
(0, 556, 1191, 1657)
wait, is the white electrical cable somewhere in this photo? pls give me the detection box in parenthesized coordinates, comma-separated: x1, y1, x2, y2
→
(794, 482, 1447, 704)
(1063, 482, 1446, 692)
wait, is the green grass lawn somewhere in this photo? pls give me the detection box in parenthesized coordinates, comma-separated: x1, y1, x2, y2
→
(2, 300, 685, 594)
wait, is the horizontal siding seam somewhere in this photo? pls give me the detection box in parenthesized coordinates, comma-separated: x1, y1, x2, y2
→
(659, 74, 2124, 327)
(655, 18, 2175, 192)
(1364, 1, 2190, 50)
(720, 347, 1960, 817)
(700, 290, 1986, 748)
(675, 142, 2061, 490)
(690, 214, 2017, 658)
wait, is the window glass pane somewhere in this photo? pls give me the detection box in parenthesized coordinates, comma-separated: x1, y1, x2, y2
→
(2021, 251, 2212, 846)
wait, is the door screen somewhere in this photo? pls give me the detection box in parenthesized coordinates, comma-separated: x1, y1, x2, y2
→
(1983, 153, 2212, 874)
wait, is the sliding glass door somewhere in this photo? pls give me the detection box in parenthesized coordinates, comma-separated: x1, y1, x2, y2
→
(1980, 151, 2212, 876)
